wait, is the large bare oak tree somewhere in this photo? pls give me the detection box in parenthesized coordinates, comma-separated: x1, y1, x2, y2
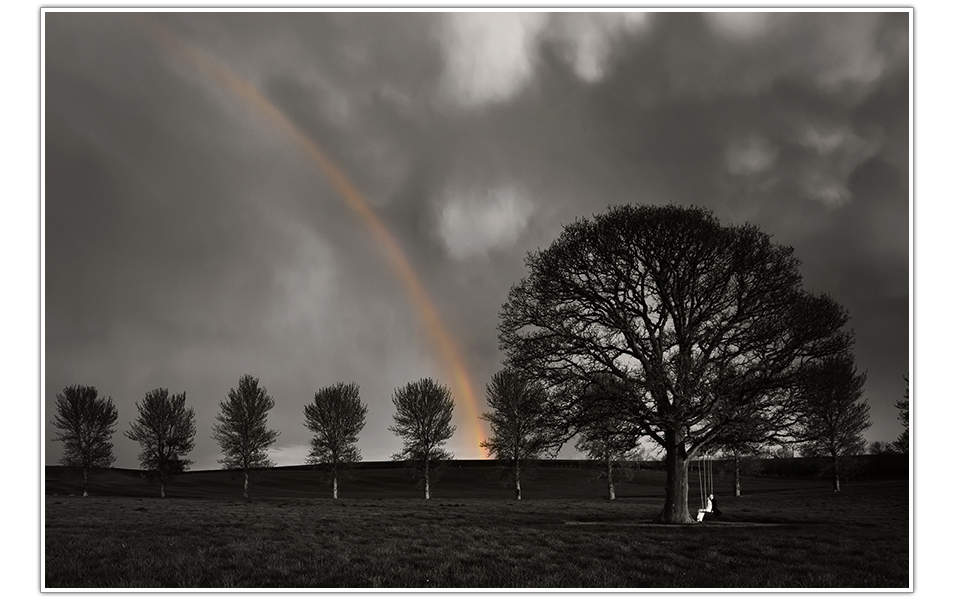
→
(499, 205, 851, 523)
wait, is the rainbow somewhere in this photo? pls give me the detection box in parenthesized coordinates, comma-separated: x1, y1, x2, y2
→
(135, 16, 487, 453)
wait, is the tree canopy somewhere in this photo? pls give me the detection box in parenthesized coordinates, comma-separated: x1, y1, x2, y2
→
(572, 377, 644, 500)
(797, 352, 871, 491)
(212, 374, 280, 498)
(480, 368, 562, 499)
(51, 384, 119, 496)
(124, 388, 197, 497)
(498, 204, 852, 522)
(389, 377, 456, 499)
(303, 382, 368, 499)
(892, 375, 909, 454)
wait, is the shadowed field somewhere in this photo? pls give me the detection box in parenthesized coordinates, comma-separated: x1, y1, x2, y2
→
(44, 462, 909, 588)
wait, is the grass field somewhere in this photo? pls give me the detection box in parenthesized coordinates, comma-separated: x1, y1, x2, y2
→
(43, 462, 910, 589)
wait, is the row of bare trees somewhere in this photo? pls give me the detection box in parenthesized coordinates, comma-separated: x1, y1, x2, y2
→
(51, 205, 903, 514)
(50, 359, 890, 502)
(51, 385, 202, 498)
(50, 375, 457, 499)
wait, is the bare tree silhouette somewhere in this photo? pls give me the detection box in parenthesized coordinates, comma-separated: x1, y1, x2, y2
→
(389, 378, 456, 500)
(480, 369, 562, 499)
(499, 205, 852, 523)
(125, 388, 196, 498)
(303, 382, 368, 499)
(51, 384, 118, 496)
(212, 375, 280, 499)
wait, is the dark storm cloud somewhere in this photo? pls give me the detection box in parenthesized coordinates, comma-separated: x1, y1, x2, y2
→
(45, 11, 909, 470)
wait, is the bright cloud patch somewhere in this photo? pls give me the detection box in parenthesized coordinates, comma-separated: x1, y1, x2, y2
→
(802, 177, 852, 208)
(725, 136, 778, 175)
(701, 12, 905, 99)
(267, 444, 311, 467)
(439, 185, 534, 259)
(439, 12, 653, 102)
(811, 13, 894, 92)
(796, 123, 883, 208)
(705, 12, 777, 42)
(440, 13, 548, 107)
(550, 13, 651, 83)
(801, 125, 860, 156)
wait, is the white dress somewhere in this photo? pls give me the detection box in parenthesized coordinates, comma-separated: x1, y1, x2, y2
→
(696, 498, 713, 522)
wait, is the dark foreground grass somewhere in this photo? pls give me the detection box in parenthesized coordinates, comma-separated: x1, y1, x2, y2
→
(44, 478, 908, 589)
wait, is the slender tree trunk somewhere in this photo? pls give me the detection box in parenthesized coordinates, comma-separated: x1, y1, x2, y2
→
(832, 453, 841, 492)
(333, 475, 338, 500)
(160, 479, 166, 499)
(655, 430, 693, 523)
(424, 457, 431, 500)
(243, 471, 249, 499)
(82, 467, 89, 497)
(515, 460, 522, 500)
(607, 452, 616, 501)
(733, 450, 741, 497)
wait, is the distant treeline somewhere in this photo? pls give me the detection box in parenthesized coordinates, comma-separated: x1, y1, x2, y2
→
(265, 459, 663, 472)
(745, 453, 909, 480)
(242, 454, 910, 479)
(50, 454, 907, 479)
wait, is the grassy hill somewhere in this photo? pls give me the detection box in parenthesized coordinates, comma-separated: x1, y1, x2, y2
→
(44, 457, 910, 588)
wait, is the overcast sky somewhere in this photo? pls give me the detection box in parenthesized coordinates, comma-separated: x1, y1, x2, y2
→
(44, 10, 910, 471)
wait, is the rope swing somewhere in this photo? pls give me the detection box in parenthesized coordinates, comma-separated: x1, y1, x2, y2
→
(695, 454, 720, 522)
(698, 454, 705, 508)
(707, 455, 714, 501)
(697, 454, 714, 508)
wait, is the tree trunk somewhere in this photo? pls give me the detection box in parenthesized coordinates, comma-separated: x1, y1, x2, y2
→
(607, 453, 616, 500)
(832, 453, 841, 492)
(243, 471, 249, 499)
(160, 480, 166, 499)
(333, 475, 338, 500)
(515, 461, 522, 500)
(655, 430, 693, 523)
(733, 451, 741, 497)
(424, 457, 431, 500)
(82, 468, 89, 497)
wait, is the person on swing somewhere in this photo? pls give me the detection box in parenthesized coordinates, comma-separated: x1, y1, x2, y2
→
(696, 493, 722, 522)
